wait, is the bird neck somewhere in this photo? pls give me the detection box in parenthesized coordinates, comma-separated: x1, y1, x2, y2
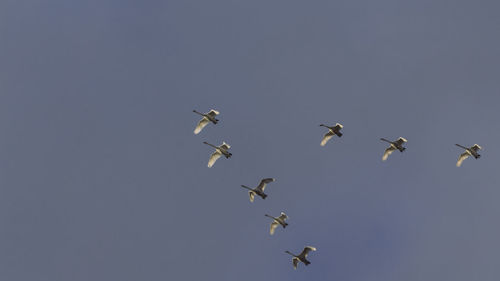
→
(241, 185, 253, 191)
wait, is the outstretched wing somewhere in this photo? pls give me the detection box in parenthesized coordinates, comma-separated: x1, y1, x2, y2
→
(471, 144, 482, 152)
(278, 212, 288, 221)
(270, 221, 279, 235)
(220, 142, 231, 150)
(382, 146, 396, 161)
(194, 117, 210, 134)
(395, 137, 407, 146)
(292, 257, 299, 270)
(456, 152, 470, 167)
(300, 246, 317, 258)
(334, 123, 343, 130)
(256, 178, 275, 192)
(207, 151, 222, 168)
(207, 109, 219, 117)
(248, 191, 256, 202)
(320, 131, 334, 146)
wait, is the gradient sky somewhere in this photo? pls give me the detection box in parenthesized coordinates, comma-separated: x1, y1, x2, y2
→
(1, 0, 500, 280)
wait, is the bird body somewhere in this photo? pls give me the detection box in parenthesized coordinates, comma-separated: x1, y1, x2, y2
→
(265, 212, 288, 235)
(240, 178, 275, 202)
(456, 144, 482, 167)
(381, 137, 407, 161)
(203, 141, 232, 167)
(193, 109, 219, 134)
(285, 246, 316, 269)
(319, 123, 343, 146)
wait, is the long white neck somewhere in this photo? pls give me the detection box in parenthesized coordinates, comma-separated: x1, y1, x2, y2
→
(193, 110, 205, 116)
(285, 251, 297, 257)
(265, 214, 277, 220)
(380, 138, 392, 144)
(203, 142, 218, 149)
(241, 185, 254, 191)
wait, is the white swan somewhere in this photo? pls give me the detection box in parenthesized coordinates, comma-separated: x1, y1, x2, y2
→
(203, 141, 231, 167)
(285, 246, 317, 269)
(264, 212, 288, 235)
(319, 123, 343, 146)
(193, 109, 219, 134)
(456, 144, 482, 167)
(240, 178, 275, 202)
(380, 137, 407, 161)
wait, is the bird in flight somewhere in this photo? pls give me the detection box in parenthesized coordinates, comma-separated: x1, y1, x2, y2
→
(240, 178, 275, 202)
(319, 123, 343, 146)
(193, 109, 219, 134)
(285, 246, 317, 269)
(455, 143, 482, 167)
(203, 141, 231, 168)
(380, 137, 407, 161)
(264, 212, 288, 235)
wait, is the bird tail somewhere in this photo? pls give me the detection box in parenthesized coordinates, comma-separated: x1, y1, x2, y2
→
(399, 147, 406, 152)
(336, 132, 343, 137)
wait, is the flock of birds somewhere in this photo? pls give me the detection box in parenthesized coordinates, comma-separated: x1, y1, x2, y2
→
(192, 108, 482, 269)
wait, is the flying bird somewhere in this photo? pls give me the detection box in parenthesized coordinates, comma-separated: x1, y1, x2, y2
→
(240, 178, 275, 202)
(264, 212, 288, 235)
(285, 246, 317, 269)
(193, 109, 219, 134)
(319, 123, 343, 146)
(455, 144, 482, 167)
(203, 141, 231, 168)
(380, 137, 407, 161)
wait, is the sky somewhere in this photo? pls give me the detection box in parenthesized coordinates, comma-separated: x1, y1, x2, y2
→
(1, 0, 500, 280)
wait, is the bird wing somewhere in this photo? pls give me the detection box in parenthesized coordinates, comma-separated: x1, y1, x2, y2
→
(220, 143, 231, 150)
(395, 137, 407, 145)
(382, 146, 396, 161)
(292, 257, 299, 270)
(456, 152, 470, 167)
(278, 212, 288, 221)
(471, 144, 482, 152)
(300, 246, 317, 258)
(207, 151, 222, 168)
(256, 178, 275, 192)
(320, 131, 334, 146)
(334, 123, 343, 130)
(207, 110, 219, 117)
(270, 221, 279, 235)
(248, 191, 255, 202)
(194, 117, 210, 134)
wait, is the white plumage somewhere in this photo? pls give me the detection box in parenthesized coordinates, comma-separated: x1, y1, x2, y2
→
(203, 141, 231, 168)
(193, 109, 219, 134)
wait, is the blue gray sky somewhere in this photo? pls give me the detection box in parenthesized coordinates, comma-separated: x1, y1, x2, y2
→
(1, 0, 500, 280)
